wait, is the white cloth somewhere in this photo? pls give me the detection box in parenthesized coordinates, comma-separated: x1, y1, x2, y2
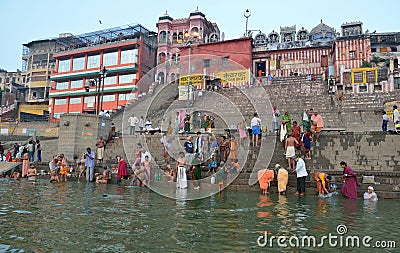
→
(251, 117, 261, 127)
(295, 158, 308, 178)
(383, 114, 389, 122)
(160, 136, 169, 150)
(141, 151, 152, 163)
(195, 136, 203, 154)
(177, 166, 187, 189)
(280, 124, 287, 142)
(302, 112, 309, 121)
(393, 109, 399, 123)
(139, 118, 144, 128)
(145, 121, 152, 130)
(363, 192, 378, 201)
(128, 116, 139, 126)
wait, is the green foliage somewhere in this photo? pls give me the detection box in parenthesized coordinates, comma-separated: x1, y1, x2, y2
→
(361, 61, 372, 68)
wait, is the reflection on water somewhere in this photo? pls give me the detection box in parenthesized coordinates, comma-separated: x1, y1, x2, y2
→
(0, 179, 398, 252)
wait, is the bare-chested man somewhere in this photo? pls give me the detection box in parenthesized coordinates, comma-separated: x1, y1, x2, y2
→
(285, 134, 298, 170)
(96, 167, 109, 184)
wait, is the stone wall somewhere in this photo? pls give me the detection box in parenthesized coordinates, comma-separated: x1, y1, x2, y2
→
(58, 114, 111, 159)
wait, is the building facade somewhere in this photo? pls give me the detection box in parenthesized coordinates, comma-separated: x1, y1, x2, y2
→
(156, 8, 220, 85)
(49, 24, 157, 121)
(252, 20, 338, 78)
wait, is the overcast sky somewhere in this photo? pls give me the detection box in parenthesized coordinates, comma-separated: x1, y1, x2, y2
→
(0, 0, 398, 71)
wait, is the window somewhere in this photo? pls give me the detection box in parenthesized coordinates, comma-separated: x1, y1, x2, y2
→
(121, 49, 138, 64)
(87, 55, 100, 69)
(222, 57, 229, 66)
(69, 97, 81, 104)
(119, 74, 136, 84)
(73, 57, 85, 71)
(349, 51, 356, 59)
(54, 98, 67, 105)
(103, 51, 118, 66)
(204, 59, 211, 68)
(53, 113, 64, 119)
(359, 85, 368, 93)
(104, 76, 117, 85)
(84, 96, 95, 103)
(70, 80, 82, 89)
(58, 59, 70, 72)
(56, 82, 68, 90)
(6, 77, 9, 83)
(118, 93, 135, 101)
(102, 94, 115, 102)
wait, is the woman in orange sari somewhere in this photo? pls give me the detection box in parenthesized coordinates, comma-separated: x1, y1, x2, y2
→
(21, 148, 29, 178)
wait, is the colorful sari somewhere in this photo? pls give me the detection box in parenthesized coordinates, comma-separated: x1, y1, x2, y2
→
(257, 169, 274, 191)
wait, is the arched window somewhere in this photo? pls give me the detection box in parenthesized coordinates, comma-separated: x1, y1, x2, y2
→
(171, 73, 176, 84)
(159, 31, 167, 44)
(178, 32, 184, 42)
(158, 72, 165, 84)
(172, 32, 178, 43)
(158, 52, 166, 63)
(191, 27, 199, 36)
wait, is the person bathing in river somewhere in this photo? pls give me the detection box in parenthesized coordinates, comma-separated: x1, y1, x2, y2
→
(27, 163, 37, 181)
(314, 172, 332, 195)
(96, 166, 109, 184)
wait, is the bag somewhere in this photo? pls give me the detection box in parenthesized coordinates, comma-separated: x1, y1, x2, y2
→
(211, 176, 216, 184)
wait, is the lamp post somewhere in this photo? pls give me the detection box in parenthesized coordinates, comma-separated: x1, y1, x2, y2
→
(244, 9, 251, 37)
(98, 66, 107, 113)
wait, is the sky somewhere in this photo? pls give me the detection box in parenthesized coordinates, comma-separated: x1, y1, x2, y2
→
(0, 0, 399, 71)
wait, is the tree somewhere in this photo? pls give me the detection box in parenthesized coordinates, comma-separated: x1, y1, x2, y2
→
(361, 61, 372, 68)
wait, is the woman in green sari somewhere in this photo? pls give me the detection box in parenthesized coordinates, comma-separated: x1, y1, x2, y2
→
(302, 110, 311, 132)
(282, 112, 292, 133)
(191, 154, 201, 190)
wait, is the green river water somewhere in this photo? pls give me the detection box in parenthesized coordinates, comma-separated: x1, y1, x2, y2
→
(0, 179, 398, 252)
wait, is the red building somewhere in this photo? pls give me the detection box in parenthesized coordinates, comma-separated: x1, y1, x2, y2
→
(49, 24, 157, 121)
(179, 38, 253, 88)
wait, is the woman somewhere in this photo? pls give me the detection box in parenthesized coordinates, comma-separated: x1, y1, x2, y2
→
(191, 154, 201, 190)
(175, 112, 181, 134)
(301, 129, 312, 159)
(116, 155, 128, 184)
(237, 119, 247, 146)
(314, 172, 331, 195)
(21, 148, 29, 178)
(184, 114, 191, 133)
(302, 110, 311, 132)
(176, 152, 188, 189)
(257, 166, 274, 195)
(27, 163, 37, 181)
(290, 121, 302, 148)
(282, 112, 292, 133)
(340, 161, 359, 199)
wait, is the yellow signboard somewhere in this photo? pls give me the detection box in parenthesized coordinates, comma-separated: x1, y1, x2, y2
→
(179, 74, 204, 86)
(384, 100, 400, 119)
(216, 70, 248, 83)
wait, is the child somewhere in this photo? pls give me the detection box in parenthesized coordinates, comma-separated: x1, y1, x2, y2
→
(382, 111, 389, 133)
(208, 155, 218, 173)
(230, 159, 241, 173)
(144, 155, 151, 186)
(216, 162, 226, 192)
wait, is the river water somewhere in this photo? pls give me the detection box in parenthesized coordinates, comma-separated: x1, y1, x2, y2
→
(0, 179, 398, 252)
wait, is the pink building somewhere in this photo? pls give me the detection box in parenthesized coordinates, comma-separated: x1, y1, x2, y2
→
(155, 8, 220, 84)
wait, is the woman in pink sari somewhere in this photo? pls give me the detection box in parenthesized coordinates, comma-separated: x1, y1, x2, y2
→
(340, 161, 359, 199)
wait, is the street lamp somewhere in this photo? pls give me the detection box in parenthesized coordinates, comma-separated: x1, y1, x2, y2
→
(98, 66, 107, 113)
(244, 9, 251, 37)
(183, 31, 200, 108)
(84, 66, 107, 115)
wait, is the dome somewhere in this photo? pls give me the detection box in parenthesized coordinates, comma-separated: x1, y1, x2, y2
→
(309, 19, 336, 41)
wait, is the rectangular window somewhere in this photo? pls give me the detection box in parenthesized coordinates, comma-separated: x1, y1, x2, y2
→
(222, 57, 229, 66)
(69, 97, 81, 104)
(53, 113, 64, 119)
(349, 51, 356, 59)
(58, 59, 70, 72)
(56, 82, 68, 90)
(204, 59, 211, 68)
(72, 57, 85, 71)
(54, 98, 67, 105)
(84, 96, 95, 103)
(118, 93, 135, 101)
(121, 49, 138, 64)
(119, 73, 137, 84)
(104, 76, 117, 85)
(87, 55, 100, 69)
(70, 79, 82, 89)
(102, 94, 115, 102)
(103, 51, 118, 66)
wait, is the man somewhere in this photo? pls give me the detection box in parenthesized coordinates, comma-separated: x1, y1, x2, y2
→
(116, 155, 128, 183)
(139, 116, 145, 134)
(84, 147, 95, 182)
(145, 118, 152, 131)
(275, 164, 288, 195)
(194, 131, 204, 160)
(363, 186, 378, 201)
(104, 111, 110, 117)
(96, 136, 106, 164)
(13, 143, 19, 159)
(0, 142, 4, 161)
(128, 114, 139, 135)
(311, 112, 324, 142)
(292, 155, 308, 195)
(285, 134, 298, 170)
(99, 110, 105, 117)
(26, 140, 34, 162)
(382, 111, 389, 133)
(184, 136, 194, 167)
(251, 112, 261, 147)
(393, 105, 399, 132)
(272, 106, 280, 134)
